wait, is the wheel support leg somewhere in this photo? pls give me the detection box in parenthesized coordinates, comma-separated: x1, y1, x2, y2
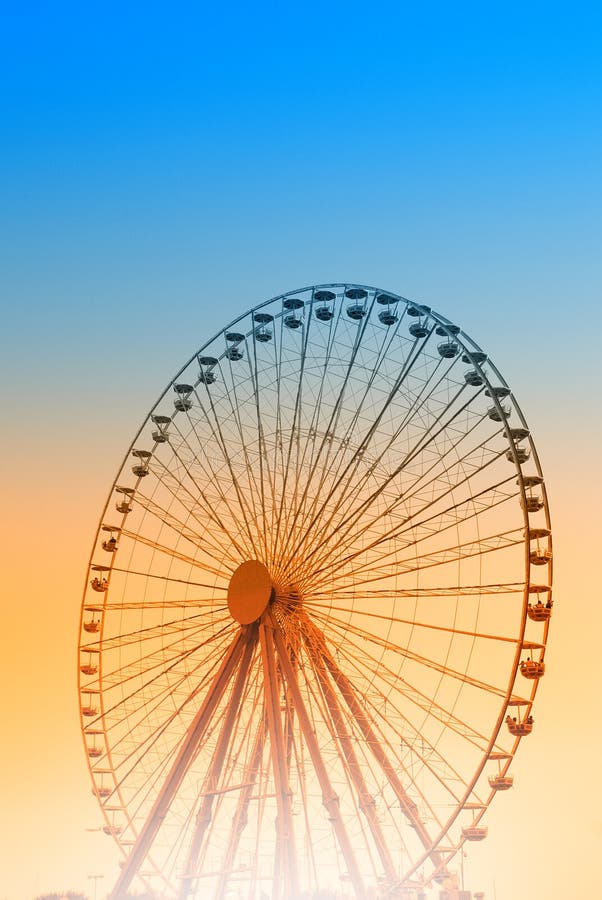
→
(310, 620, 440, 865)
(179, 624, 258, 898)
(302, 625, 401, 894)
(109, 628, 248, 899)
(271, 614, 367, 900)
(259, 617, 299, 900)
(214, 712, 267, 900)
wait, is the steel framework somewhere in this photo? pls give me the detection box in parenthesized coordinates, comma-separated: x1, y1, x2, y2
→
(78, 284, 552, 898)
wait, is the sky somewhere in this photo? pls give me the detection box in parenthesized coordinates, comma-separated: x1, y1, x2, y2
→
(1, 2, 601, 898)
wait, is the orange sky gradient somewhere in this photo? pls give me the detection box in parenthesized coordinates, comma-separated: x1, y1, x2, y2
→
(1, 289, 601, 900)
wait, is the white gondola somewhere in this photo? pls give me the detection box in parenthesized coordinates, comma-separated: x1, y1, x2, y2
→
(437, 340, 459, 358)
(524, 494, 543, 512)
(462, 826, 488, 841)
(101, 524, 121, 552)
(520, 658, 545, 679)
(131, 449, 152, 477)
(314, 289, 336, 321)
(376, 292, 398, 325)
(435, 323, 461, 336)
(90, 564, 110, 592)
(530, 547, 552, 565)
(283, 298, 304, 329)
(509, 427, 530, 441)
(485, 385, 511, 399)
(345, 287, 368, 320)
(488, 404, 510, 421)
(507, 446, 530, 464)
(225, 333, 244, 360)
(489, 774, 513, 791)
(151, 414, 171, 443)
(409, 321, 428, 338)
(462, 350, 487, 365)
(464, 369, 484, 386)
(115, 485, 134, 514)
(528, 599, 553, 621)
(199, 355, 218, 384)
(505, 712, 533, 736)
(80, 663, 98, 675)
(253, 312, 274, 342)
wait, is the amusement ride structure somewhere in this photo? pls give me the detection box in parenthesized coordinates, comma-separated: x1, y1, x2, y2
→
(78, 284, 552, 899)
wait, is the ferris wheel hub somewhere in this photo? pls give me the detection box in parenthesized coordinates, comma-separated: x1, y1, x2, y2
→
(227, 559, 274, 624)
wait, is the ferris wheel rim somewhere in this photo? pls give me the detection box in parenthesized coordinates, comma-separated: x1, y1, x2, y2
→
(78, 282, 552, 897)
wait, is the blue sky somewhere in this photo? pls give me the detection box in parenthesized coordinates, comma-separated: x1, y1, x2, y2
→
(2, 2, 601, 446)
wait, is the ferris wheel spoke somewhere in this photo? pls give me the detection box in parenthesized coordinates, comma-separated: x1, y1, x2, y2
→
(106, 647, 243, 840)
(384, 529, 523, 578)
(213, 713, 267, 899)
(258, 616, 299, 898)
(303, 618, 441, 862)
(311, 413, 503, 579)
(282, 299, 360, 560)
(319, 582, 524, 601)
(306, 525, 523, 597)
(127, 486, 241, 572)
(305, 599, 522, 646)
(94, 624, 237, 749)
(305, 613, 471, 799)
(96, 618, 233, 710)
(318, 615, 492, 753)
(213, 349, 275, 557)
(249, 332, 283, 565)
(269, 309, 291, 569)
(323, 611, 510, 697)
(301, 621, 400, 888)
(270, 613, 368, 900)
(107, 565, 229, 590)
(153, 430, 255, 563)
(109, 627, 251, 898)
(83, 610, 230, 657)
(307, 470, 518, 593)
(275, 296, 377, 575)
(96, 599, 228, 612)
(285, 306, 412, 570)
(295, 387, 489, 581)
(136, 451, 246, 567)
(272, 293, 321, 572)
(119, 528, 233, 580)
(179, 625, 259, 897)
(190, 378, 268, 561)
(291, 324, 459, 569)
(255, 323, 286, 569)
(164, 414, 260, 561)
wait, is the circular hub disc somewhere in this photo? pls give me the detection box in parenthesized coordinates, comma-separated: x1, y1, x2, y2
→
(227, 559, 273, 624)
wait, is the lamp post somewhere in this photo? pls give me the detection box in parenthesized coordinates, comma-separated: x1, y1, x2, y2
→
(87, 874, 104, 900)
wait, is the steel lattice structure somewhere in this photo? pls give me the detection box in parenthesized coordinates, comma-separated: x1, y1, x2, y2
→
(78, 284, 552, 899)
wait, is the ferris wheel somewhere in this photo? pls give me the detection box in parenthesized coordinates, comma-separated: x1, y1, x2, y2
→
(79, 284, 552, 899)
